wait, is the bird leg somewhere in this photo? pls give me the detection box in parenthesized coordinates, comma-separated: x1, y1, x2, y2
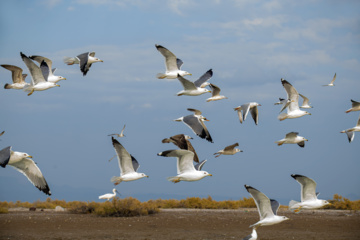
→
(27, 89, 34, 96)
(171, 178, 181, 183)
(294, 207, 302, 213)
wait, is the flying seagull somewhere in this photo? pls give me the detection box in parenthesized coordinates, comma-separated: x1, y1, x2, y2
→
(322, 73, 336, 86)
(206, 83, 228, 102)
(174, 108, 213, 143)
(0, 146, 51, 195)
(242, 228, 257, 240)
(244, 185, 289, 228)
(175, 69, 212, 96)
(289, 174, 331, 213)
(214, 143, 243, 158)
(234, 102, 261, 125)
(275, 132, 308, 148)
(157, 149, 212, 183)
(345, 99, 360, 113)
(110, 137, 148, 185)
(155, 44, 191, 79)
(340, 114, 360, 143)
(278, 78, 311, 121)
(162, 134, 199, 163)
(108, 124, 126, 138)
(1, 64, 28, 89)
(299, 93, 313, 109)
(29, 55, 66, 83)
(20, 52, 60, 96)
(274, 98, 293, 113)
(64, 52, 103, 76)
(99, 188, 120, 201)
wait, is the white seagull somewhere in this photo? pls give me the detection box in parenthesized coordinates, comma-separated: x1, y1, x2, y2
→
(64, 52, 103, 76)
(108, 124, 126, 138)
(345, 99, 360, 113)
(162, 134, 199, 163)
(157, 149, 212, 183)
(274, 98, 293, 113)
(206, 83, 227, 102)
(21, 52, 60, 96)
(242, 228, 257, 240)
(174, 108, 213, 143)
(275, 132, 308, 148)
(0, 146, 51, 195)
(110, 137, 148, 185)
(244, 185, 289, 228)
(176, 69, 212, 96)
(322, 73, 336, 86)
(155, 44, 191, 79)
(214, 143, 243, 158)
(277, 79, 311, 121)
(340, 114, 360, 143)
(289, 174, 331, 213)
(1, 64, 28, 89)
(234, 102, 261, 125)
(299, 93, 313, 109)
(99, 188, 120, 201)
(29, 55, 66, 83)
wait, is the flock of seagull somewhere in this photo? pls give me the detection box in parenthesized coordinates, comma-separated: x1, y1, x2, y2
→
(1, 44, 359, 239)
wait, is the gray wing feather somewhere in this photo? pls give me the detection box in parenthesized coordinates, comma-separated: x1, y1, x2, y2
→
(245, 185, 274, 220)
(281, 79, 300, 111)
(209, 83, 221, 97)
(177, 75, 197, 90)
(291, 174, 317, 202)
(0, 146, 11, 168)
(176, 58, 183, 69)
(40, 60, 50, 81)
(112, 137, 135, 175)
(223, 143, 239, 151)
(155, 45, 178, 72)
(20, 52, 46, 84)
(1, 65, 25, 84)
(77, 52, 90, 76)
(29, 55, 53, 72)
(194, 69, 213, 88)
(250, 106, 259, 125)
(270, 199, 280, 215)
(194, 159, 207, 171)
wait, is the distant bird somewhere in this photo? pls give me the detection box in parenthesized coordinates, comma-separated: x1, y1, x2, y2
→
(155, 44, 191, 79)
(242, 227, 257, 240)
(1, 64, 28, 89)
(162, 134, 199, 163)
(345, 99, 360, 113)
(274, 98, 293, 113)
(244, 185, 289, 228)
(322, 73, 336, 86)
(275, 132, 308, 148)
(0, 146, 51, 195)
(299, 93, 313, 109)
(278, 79, 311, 121)
(214, 143, 243, 158)
(157, 149, 212, 183)
(176, 69, 212, 96)
(340, 114, 360, 143)
(64, 52, 103, 76)
(289, 174, 331, 213)
(110, 137, 148, 185)
(108, 124, 126, 138)
(29, 55, 66, 83)
(99, 188, 120, 201)
(234, 102, 261, 125)
(0, 131, 4, 137)
(20, 52, 60, 96)
(174, 108, 213, 143)
(206, 83, 227, 102)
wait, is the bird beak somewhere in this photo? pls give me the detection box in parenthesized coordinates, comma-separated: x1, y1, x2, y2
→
(305, 139, 308, 141)
(234, 107, 240, 111)
(209, 174, 213, 176)
(56, 84, 60, 87)
(146, 175, 149, 178)
(63, 78, 67, 80)
(28, 155, 33, 158)
(100, 60, 104, 62)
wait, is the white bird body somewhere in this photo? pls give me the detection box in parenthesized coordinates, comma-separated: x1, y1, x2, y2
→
(214, 143, 243, 158)
(323, 73, 336, 86)
(206, 83, 227, 102)
(99, 188, 119, 201)
(234, 102, 261, 125)
(340, 114, 360, 143)
(276, 132, 308, 147)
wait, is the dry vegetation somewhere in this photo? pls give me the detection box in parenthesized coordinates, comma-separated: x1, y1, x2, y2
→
(0, 194, 358, 216)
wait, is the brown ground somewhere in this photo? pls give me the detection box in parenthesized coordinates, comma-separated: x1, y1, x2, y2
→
(0, 208, 359, 240)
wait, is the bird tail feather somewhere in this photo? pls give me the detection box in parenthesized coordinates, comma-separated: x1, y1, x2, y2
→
(63, 57, 77, 65)
(167, 176, 180, 183)
(156, 73, 166, 79)
(289, 200, 300, 210)
(277, 112, 287, 121)
(111, 176, 123, 185)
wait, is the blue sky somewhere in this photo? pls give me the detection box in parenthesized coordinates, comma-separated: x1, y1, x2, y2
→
(0, 0, 359, 204)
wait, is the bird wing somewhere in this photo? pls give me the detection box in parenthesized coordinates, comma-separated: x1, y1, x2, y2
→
(0, 146, 11, 168)
(281, 79, 300, 111)
(9, 158, 51, 195)
(330, 73, 336, 84)
(158, 149, 195, 174)
(345, 131, 355, 143)
(209, 83, 221, 97)
(29, 55, 54, 75)
(77, 52, 90, 76)
(270, 199, 280, 215)
(285, 132, 299, 139)
(40, 60, 50, 81)
(297, 141, 305, 148)
(187, 108, 202, 116)
(177, 75, 197, 90)
(245, 185, 274, 220)
(299, 93, 310, 106)
(111, 137, 135, 175)
(182, 115, 212, 143)
(250, 106, 259, 125)
(356, 115, 360, 127)
(176, 58, 183, 69)
(20, 52, 46, 84)
(1, 65, 25, 84)
(130, 155, 140, 172)
(351, 99, 360, 108)
(186, 139, 200, 163)
(241, 103, 251, 121)
(155, 45, 178, 72)
(235, 107, 243, 123)
(193, 69, 213, 88)
(194, 159, 207, 171)
(291, 174, 317, 202)
(223, 143, 239, 151)
(120, 124, 126, 135)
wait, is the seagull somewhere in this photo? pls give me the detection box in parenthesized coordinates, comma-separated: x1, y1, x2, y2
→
(29, 55, 66, 83)
(0, 146, 51, 195)
(110, 137, 148, 185)
(157, 149, 212, 183)
(340, 114, 360, 143)
(275, 132, 308, 148)
(162, 134, 199, 163)
(345, 99, 360, 113)
(278, 78, 311, 121)
(242, 227, 257, 240)
(174, 108, 213, 143)
(99, 188, 120, 201)
(323, 73, 336, 86)
(289, 174, 331, 213)
(274, 98, 293, 113)
(63, 52, 103, 76)
(214, 143, 243, 158)
(299, 93, 313, 109)
(108, 124, 126, 138)
(176, 69, 212, 96)
(234, 102, 261, 125)
(244, 185, 289, 228)
(206, 83, 228, 102)
(1, 64, 28, 89)
(155, 44, 191, 79)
